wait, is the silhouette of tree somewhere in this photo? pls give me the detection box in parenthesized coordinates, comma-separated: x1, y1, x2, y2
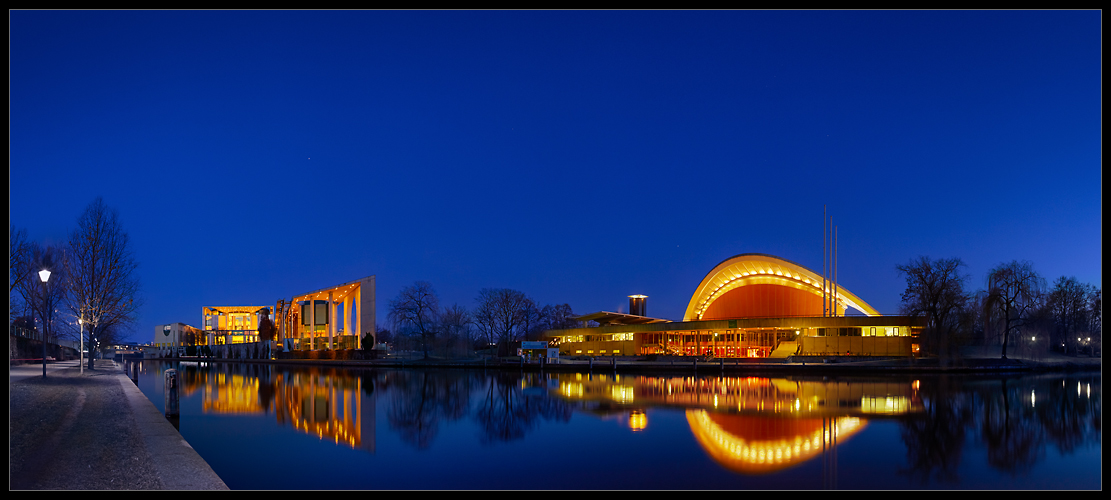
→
(388, 281, 439, 359)
(13, 243, 67, 355)
(473, 288, 531, 356)
(1046, 276, 1089, 355)
(438, 303, 472, 356)
(896, 257, 970, 365)
(64, 198, 142, 369)
(1087, 287, 1101, 355)
(541, 303, 580, 331)
(9, 225, 32, 323)
(984, 261, 1044, 359)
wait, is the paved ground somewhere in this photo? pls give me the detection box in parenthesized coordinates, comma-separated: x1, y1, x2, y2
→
(9, 360, 227, 490)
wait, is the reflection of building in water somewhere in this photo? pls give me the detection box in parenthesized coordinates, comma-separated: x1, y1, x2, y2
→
(554, 373, 920, 417)
(203, 372, 264, 414)
(687, 411, 861, 474)
(552, 373, 921, 474)
(547, 254, 925, 357)
(193, 366, 375, 452)
(271, 371, 375, 452)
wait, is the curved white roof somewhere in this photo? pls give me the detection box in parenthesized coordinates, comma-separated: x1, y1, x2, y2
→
(683, 253, 880, 321)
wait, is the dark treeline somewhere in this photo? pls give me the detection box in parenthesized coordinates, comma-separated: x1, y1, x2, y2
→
(384, 281, 582, 359)
(897, 257, 1101, 361)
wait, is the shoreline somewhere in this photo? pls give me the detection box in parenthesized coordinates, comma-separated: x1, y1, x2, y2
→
(124, 353, 1102, 375)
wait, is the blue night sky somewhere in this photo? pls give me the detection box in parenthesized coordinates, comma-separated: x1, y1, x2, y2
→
(10, 11, 1101, 341)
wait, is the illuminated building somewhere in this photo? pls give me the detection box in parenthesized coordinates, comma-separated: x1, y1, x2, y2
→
(274, 276, 376, 351)
(201, 306, 269, 345)
(548, 254, 923, 357)
(199, 276, 376, 352)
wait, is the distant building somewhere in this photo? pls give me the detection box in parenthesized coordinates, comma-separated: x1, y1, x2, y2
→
(546, 254, 923, 358)
(153, 322, 203, 350)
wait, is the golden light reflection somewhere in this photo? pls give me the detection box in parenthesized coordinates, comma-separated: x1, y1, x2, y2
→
(629, 410, 647, 431)
(551, 374, 919, 474)
(197, 370, 367, 450)
(860, 396, 910, 414)
(687, 410, 864, 474)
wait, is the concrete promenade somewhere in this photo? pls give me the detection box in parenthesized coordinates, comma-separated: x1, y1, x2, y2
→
(9, 359, 227, 490)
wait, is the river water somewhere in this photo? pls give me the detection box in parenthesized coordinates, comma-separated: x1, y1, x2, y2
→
(131, 360, 1100, 490)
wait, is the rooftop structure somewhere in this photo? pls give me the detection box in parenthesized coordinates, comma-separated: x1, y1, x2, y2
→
(547, 253, 922, 358)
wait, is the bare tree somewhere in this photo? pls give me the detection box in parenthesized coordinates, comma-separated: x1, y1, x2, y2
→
(64, 198, 142, 369)
(896, 256, 970, 366)
(438, 303, 472, 356)
(389, 281, 440, 359)
(1046, 276, 1089, 355)
(1088, 287, 1101, 356)
(375, 324, 393, 345)
(518, 297, 544, 342)
(984, 260, 1045, 360)
(472, 288, 530, 356)
(541, 303, 580, 331)
(9, 225, 32, 323)
(13, 243, 68, 357)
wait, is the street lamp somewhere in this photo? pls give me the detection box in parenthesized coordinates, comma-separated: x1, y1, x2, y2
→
(78, 317, 84, 375)
(38, 269, 51, 378)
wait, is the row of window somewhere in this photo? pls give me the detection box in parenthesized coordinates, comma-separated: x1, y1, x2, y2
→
(563, 327, 905, 343)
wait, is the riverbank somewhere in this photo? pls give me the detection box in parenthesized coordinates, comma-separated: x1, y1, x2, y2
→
(148, 349, 1101, 374)
(9, 360, 228, 490)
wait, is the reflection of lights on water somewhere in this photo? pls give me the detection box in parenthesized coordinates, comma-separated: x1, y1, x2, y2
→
(629, 411, 647, 431)
(688, 410, 863, 468)
(611, 385, 634, 404)
(861, 396, 909, 414)
(1031, 389, 1036, 408)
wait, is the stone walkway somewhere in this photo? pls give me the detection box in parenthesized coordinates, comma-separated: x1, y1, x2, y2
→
(9, 360, 227, 490)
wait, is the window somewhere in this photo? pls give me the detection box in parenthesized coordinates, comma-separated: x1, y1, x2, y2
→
(871, 327, 877, 336)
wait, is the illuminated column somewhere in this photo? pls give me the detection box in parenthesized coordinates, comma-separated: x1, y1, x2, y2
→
(328, 291, 335, 351)
(355, 288, 362, 350)
(310, 298, 316, 351)
(344, 294, 353, 348)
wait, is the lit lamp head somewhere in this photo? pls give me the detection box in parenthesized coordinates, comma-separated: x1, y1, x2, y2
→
(39, 269, 51, 283)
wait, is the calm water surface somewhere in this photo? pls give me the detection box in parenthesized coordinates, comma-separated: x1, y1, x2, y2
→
(132, 360, 1100, 489)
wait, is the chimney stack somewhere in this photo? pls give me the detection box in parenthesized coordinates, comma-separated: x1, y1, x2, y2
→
(628, 295, 647, 317)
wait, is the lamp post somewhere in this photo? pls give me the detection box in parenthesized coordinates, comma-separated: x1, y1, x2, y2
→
(39, 269, 51, 378)
(78, 317, 85, 375)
